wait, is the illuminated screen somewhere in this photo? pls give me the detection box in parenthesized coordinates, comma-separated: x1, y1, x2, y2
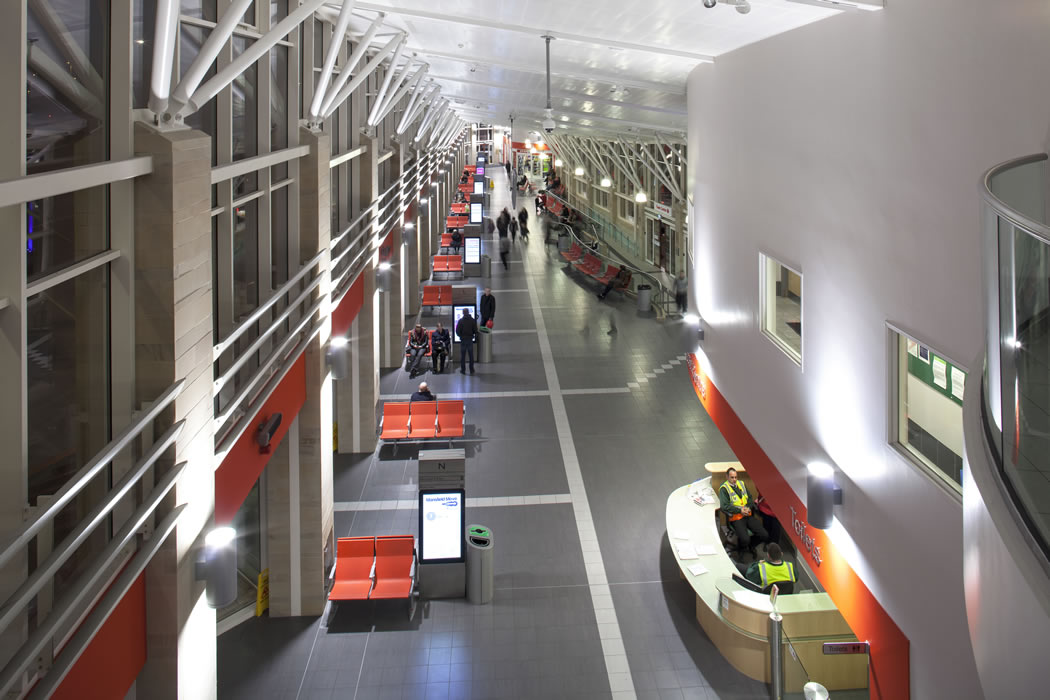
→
(476, 166, 485, 176)
(469, 202, 483, 223)
(464, 237, 481, 264)
(453, 305, 475, 330)
(473, 181, 484, 195)
(419, 490, 465, 562)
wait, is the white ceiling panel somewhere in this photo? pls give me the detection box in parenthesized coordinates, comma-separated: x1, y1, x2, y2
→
(327, 0, 846, 134)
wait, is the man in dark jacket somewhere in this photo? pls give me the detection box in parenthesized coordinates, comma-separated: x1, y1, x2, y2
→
(431, 322, 451, 373)
(479, 288, 496, 328)
(410, 381, 435, 402)
(455, 309, 477, 375)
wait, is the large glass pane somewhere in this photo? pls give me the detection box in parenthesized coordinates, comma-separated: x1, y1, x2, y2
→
(26, 184, 109, 281)
(271, 0, 288, 24)
(132, 0, 155, 110)
(271, 185, 289, 289)
(271, 45, 289, 180)
(27, 265, 110, 597)
(233, 199, 259, 320)
(231, 37, 258, 161)
(181, 24, 218, 164)
(26, 0, 109, 173)
(760, 255, 803, 364)
(179, 0, 217, 21)
(218, 480, 262, 621)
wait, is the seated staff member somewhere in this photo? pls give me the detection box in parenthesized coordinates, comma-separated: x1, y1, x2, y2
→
(718, 467, 769, 556)
(745, 543, 796, 591)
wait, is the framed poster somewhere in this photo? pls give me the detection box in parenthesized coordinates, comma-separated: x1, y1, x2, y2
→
(464, 237, 481, 264)
(419, 489, 465, 563)
(469, 202, 483, 224)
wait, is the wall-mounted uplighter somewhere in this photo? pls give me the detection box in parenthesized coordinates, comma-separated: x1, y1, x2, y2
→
(196, 527, 238, 608)
(806, 462, 842, 530)
(256, 413, 282, 454)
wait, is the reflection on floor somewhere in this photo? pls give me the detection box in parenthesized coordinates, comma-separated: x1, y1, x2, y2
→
(218, 169, 780, 700)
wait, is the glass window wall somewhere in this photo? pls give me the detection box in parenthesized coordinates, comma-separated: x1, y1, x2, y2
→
(760, 254, 802, 365)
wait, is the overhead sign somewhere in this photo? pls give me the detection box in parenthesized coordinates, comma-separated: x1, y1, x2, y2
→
(419, 489, 465, 562)
(464, 237, 481, 264)
(823, 642, 870, 655)
(655, 202, 673, 218)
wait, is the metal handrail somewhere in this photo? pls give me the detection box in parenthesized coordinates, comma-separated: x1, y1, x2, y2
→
(213, 249, 325, 358)
(0, 379, 184, 571)
(981, 153, 1050, 246)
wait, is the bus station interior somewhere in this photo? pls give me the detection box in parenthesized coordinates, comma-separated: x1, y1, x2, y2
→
(2, 1, 1050, 699)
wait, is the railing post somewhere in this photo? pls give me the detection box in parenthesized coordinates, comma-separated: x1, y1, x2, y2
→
(769, 611, 784, 700)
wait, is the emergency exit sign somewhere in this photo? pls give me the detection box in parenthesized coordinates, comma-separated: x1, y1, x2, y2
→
(823, 642, 869, 655)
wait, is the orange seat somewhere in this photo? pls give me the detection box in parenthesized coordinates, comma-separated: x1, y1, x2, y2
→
(450, 203, 468, 214)
(409, 400, 438, 438)
(436, 400, 465, 439)
(328, 537, 375, 601)
(560, 243, 583, 263)
(446, 255, 463, 272)
(379, 403, 411, 440)
(597, 266, 620, 285)
(370, 536, 416, 599)
(440, 233, 453, 247)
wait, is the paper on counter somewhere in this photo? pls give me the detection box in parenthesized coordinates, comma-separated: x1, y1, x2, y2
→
(696, 544, 719, 556)
(671, 529, 690, 540)
(688, 564, 709, 577)
(676, 543, 699, 560)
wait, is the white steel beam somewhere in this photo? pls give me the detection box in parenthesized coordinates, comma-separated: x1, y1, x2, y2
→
(28, 0, 104, 98)
(181, 0, 328, 118)
(414, 99, 448, 143)
(366, 37, 408, 125)
(636, 142, 681, 199)
(374, 64, 426, 127)
(148, 0, 180, 114)
(349, 2, 714, 63)
(320, 32, 404, 119)
(313, 13, 385, 119)
(602, 139, 644, 192)
(427, 111, 455, 148)
(396, 78, 434, 135)
(310, 0, 357, 120)
(168, 0, 254, 113)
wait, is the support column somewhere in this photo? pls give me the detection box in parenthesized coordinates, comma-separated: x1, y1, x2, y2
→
(335, 260, 377, 455)
(133, 123, 217, 700)
(266, 126, 334, 616)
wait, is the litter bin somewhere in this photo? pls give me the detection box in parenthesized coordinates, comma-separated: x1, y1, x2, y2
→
(478, 327, 493, 363)
(558, 232, 570, 252)
(481, 254, 491, 278)
(636, 284, 652, 312)
(466, 525, 494, 604)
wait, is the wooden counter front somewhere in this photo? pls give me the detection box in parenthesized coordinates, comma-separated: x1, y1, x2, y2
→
(666, 480, 868, 691)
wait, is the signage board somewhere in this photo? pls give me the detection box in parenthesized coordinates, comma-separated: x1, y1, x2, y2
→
(823, 642, 870, 655)
(473, 181, 484, 195)
(469, 202, 483, 224)
(453, 305, 475, 330)
(476, 166, 485, 176)
(655, 202, 673, 218)
(419, 489, 465, 563)
(464, 237, 481, 264)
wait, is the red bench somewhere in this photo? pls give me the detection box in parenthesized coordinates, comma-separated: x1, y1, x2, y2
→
(560, 242, 583, 263)
(379, 399, 465, 448)
(328, 535, 417, 621)
(421, 284, 453, 309)
(457, 183, 472, 194)
(573, 253, 603, 276)
(446, 215, 468, 230)
(450, 203, 468, 215)
(432, 255, 463, 279)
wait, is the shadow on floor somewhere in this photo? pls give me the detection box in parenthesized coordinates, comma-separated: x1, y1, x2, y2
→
(325, 598, 422, 634)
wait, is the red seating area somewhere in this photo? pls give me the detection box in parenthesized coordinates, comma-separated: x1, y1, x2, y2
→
(560, 242, 633, 293)
(328, 537, 375, 601)
(432, 255, 463, 279)
(560, 242, 583, 263)
(379, 399, 465, 446)
(328, 535, 417, 618)
(450, 203, 468, 214)
(421, 284, 453, 307)
(573, 253, 603, 276)
(446, 215, 468, 230)
(456, 183, 473, 194)
(404, 330, 433, 369)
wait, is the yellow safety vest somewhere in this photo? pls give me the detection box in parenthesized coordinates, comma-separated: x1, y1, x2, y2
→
(758, 561, 796, 589)
(720, 481, 750, 521)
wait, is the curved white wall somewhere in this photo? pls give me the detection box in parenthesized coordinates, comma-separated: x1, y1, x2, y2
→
(686, 1, 1050, 697)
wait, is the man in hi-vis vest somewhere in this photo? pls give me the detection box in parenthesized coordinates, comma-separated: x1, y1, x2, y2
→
(718, 467, 769, 556)
(745, 543, 797, 591)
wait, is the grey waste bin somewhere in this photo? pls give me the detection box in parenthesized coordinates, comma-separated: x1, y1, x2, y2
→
(636, 284, 652, 312)
(558, 233, 570, 252)
(466, 525, 494, 604)
(477, 327, 493, 363)
(481, 254, 491, 278)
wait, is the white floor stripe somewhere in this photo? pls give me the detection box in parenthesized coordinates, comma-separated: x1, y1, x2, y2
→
(520, 229, 637, 699)
(561, 387, 632, 395)
(334, 493, 572, 511)
(491, 329, 538, 334)
(379, 390, 551, 400)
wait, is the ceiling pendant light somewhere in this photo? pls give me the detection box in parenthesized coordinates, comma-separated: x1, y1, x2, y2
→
(574, 166, 585, 177)
(635, 191, 648, 203)
(600, 176, 612, 188)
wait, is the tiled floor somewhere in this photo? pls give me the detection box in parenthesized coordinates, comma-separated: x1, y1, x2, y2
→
(218, 170, 770, 700)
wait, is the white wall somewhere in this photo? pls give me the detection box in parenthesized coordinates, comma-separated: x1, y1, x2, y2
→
(686, 1, 1050, 698)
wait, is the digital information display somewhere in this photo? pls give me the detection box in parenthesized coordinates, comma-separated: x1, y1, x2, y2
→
(469, 202, 483, 224)
(453, 305, 475, 330)
(419, 490, 465, 562)
(476, 166, 485, 176)
(464, 237, 481, 264)
(473, 181, 484, 195)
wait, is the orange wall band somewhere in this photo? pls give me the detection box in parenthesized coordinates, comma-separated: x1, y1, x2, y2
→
(332, 273, 365, 339)
(214, 353, 308, 524)
(51, 574, 147, 700)
(686, 354, 910, 700)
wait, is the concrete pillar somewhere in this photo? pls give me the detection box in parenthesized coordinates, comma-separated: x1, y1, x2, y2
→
(266, 126, 334, 616)
(133, 123, 217, 700)
(334, 260, 377, 455)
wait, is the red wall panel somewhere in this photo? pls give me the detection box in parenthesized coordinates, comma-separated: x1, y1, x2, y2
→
(332, 273, 365, 339)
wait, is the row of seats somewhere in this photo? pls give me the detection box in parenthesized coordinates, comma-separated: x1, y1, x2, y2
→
(432, 254, 463, 279)
(379, 399, 466, 443)
(560, 243, 633, 292)
(446, 215, 468, 230)
(450, 202, 468, 215)
(421, 284, 453, 307)
(328, 536, 417, 623)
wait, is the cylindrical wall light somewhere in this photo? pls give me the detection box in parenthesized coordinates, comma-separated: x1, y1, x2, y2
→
(327, 336, 350, 380)
(197, 527, 238, 608)
(806, 462, 842, 530)
(574, 166, 585, 176)
(600, 176, 612, 188)
(635, 191, 648, 203)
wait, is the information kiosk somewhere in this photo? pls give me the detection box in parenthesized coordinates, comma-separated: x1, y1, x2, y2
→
(418, 449, 467, 597)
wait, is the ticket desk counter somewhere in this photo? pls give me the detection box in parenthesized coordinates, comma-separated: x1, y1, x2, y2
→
(666, 480, 868, 692)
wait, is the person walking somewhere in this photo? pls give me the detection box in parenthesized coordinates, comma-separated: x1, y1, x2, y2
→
(456, 309, 477, 374)
(479, 288, 496, 328)
(496, 209, 509, 239)
(674, 271, 688, 315)
(499, 234, 511, 270)
(509, 217, 518, 242)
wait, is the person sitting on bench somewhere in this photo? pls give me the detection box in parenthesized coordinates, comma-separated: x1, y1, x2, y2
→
(598, 268, 631, 301)
(410, 381, 435, 402)
(431, 323, 451, 373)
(742, 543, 796, 591)
(450, 229, 462, 255)
(405, 324, 429, 377)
